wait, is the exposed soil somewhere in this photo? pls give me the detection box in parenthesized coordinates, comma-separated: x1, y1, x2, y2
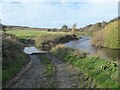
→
(46, 53, 97, 88)
(8, 53, 97, 88)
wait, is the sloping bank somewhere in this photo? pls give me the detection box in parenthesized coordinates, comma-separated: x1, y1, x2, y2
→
(92, 20, 120, 49)
(35, 34, 77, 50)
(50, 44, 118, 88)
(2, 33, 29, 86)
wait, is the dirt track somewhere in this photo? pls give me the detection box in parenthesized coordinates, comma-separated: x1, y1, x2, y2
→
(10, 54, 97, 88)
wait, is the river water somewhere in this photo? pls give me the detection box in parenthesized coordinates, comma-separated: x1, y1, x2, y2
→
(64, 36, 119, 61)
(23, 36, 119, 61)
(23, 46, 46, 54)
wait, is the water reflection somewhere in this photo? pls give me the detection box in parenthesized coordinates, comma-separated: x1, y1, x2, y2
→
(64, 36, 119, 61)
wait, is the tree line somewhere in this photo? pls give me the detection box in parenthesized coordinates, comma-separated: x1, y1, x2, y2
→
(0, 22, 7, 33)
(47, 23, 78, 35)
(0, 22, 78, 35)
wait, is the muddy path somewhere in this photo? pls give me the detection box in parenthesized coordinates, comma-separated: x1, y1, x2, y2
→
(46, 53, 97, 88)
(11, 55, 44, 88)
(46, 54, 77, 88)
(9, 53, 97, 88)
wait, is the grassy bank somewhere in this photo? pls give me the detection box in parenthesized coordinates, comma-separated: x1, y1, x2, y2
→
(50, 44, 118, 88)
(2, 35, 29, 85)
(6, 29, 70, 46)
(92, 20, 120, 49)
(35, 34, 77, 50)
(77, 31, 93, 36)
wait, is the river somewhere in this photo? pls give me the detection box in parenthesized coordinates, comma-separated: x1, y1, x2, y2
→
(23, 46, 46, 54)
(23, 36, 119, 61)
(64, 36, 119, 61)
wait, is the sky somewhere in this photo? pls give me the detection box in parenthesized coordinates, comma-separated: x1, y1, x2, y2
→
(0, 0, 119, 28)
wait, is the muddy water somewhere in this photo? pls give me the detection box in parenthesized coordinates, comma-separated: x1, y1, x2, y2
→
(64, 36, 119, 61)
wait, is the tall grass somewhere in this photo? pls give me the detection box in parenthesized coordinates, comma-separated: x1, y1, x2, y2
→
(35, 34, 76, 50)
(92, 20, 120, 49)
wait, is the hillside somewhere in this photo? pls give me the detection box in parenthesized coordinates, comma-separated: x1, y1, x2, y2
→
(79, 17, 120, 36)
(79, 22, 107, 32)
(92, 19, 120, 49)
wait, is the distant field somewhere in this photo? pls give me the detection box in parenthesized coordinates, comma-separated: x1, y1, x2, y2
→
(6, 29, 69, 39)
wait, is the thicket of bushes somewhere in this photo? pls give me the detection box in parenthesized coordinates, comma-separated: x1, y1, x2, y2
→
(35, 34, 77, 50)
(92, 20, 120, 49)
(50, 44, 118, 88)
(2, 34, 29, 85)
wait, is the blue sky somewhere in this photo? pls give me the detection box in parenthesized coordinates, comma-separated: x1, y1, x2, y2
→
(0, 0, 119, 28)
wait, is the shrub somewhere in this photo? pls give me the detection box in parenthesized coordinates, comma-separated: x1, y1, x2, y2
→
(35, 34, 76, 50)
(51, 44, 87, 59)
(35, 34, 64, 48)
(91, 30, 105, 47)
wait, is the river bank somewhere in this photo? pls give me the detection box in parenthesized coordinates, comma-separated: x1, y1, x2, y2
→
(64, 36, 119, 61)
(50, 44, 118, 88)
(2, 32, 119, 88)
(35, 34, 77, 50)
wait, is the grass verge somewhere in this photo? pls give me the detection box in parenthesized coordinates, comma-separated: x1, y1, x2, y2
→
(50, 44, 119, 88)
(2, 38, 29, 85)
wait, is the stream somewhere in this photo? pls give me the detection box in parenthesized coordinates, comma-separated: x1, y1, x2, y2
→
(64, 36, 119, 61)
(23, 36, 119, 61)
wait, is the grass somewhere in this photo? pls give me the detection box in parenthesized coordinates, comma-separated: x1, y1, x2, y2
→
(35, 34, 76, 50)
(77, 31, 93, 36)
(92, 20, 120, 49)
(6, 29, 68, 39)
(2, 37, 29, 85)
(50, 44, 119, 88)
(37, 54, 58, 88)
(6, 29, 70, 46)
(38, 54, 55, 78)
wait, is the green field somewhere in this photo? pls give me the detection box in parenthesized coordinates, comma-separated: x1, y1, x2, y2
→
(6, 29, 68, 39)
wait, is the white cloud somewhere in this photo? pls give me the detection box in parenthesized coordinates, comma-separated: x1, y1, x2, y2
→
(2, 0, 119, 3)
(2, 0, 59, 3)
(88, 0, 119, 2)
(1, 1, 118, 28)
